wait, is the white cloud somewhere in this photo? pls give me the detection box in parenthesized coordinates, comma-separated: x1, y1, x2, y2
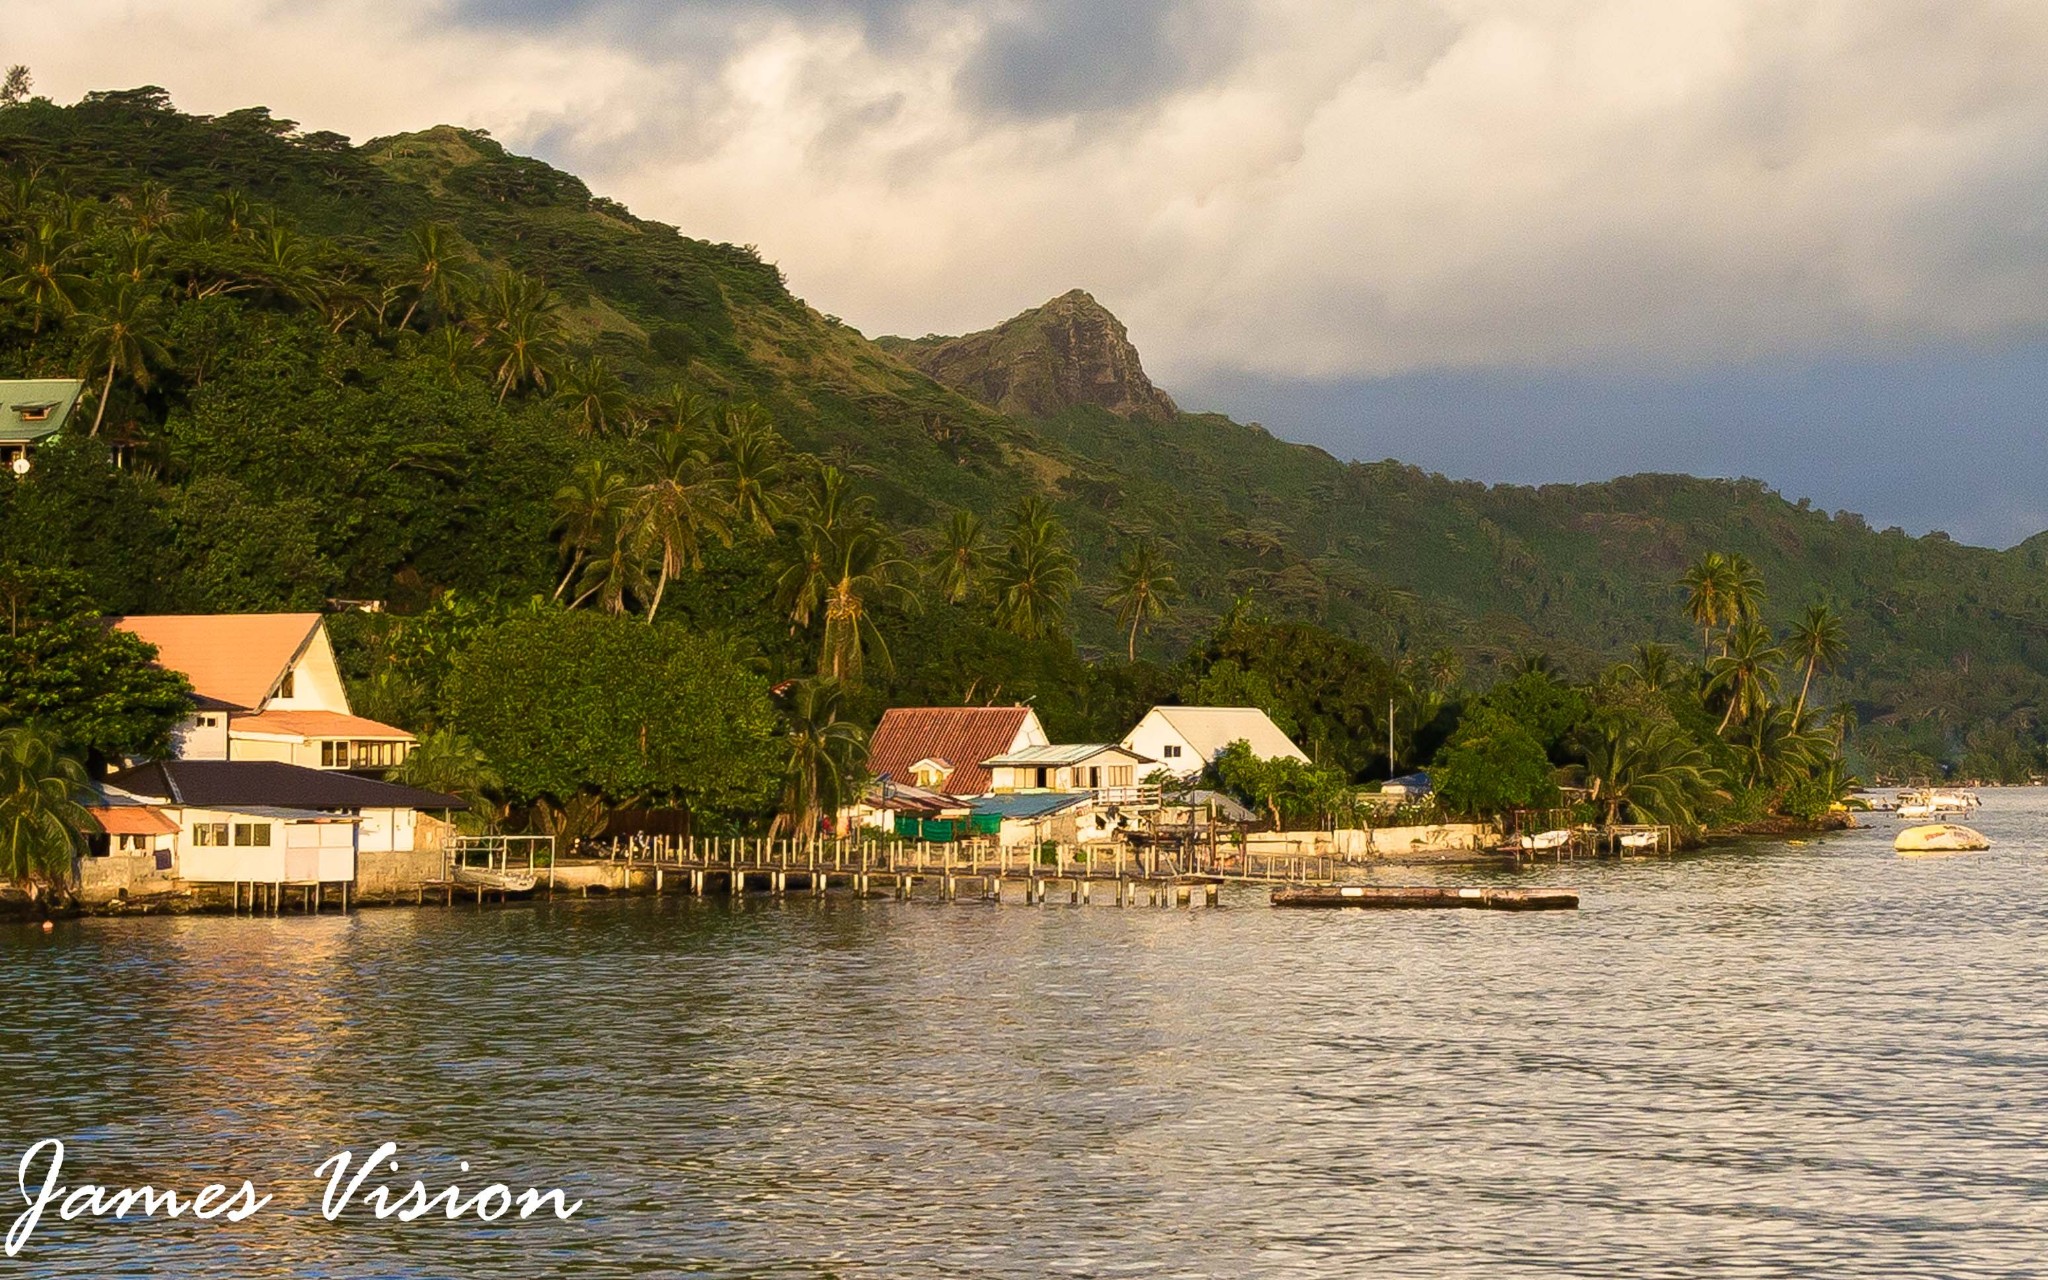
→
(9, 0, 2048, 384)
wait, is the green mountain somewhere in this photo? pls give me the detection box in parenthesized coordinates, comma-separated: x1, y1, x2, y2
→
(0, 87, 2040, 776)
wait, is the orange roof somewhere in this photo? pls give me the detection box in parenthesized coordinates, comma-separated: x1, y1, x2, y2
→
(110, 614, 323, 711)
(86, 806, 179, 836)
(230, 710, 414, 741)
(869, 707, 1035, 797)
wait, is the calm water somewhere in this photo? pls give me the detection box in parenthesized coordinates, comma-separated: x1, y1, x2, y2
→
(6, 794, 2048, 1277)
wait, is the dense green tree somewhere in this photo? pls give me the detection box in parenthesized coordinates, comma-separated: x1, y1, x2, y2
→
(0, 564, 192, 760)
(1429, 706, 1558, 818)
(445, 611, 777, 819)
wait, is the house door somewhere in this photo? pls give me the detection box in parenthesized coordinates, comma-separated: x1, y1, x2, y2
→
(285, 823, 321, 882)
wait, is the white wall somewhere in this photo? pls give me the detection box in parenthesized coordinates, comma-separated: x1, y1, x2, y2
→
(260, 625, 353, 714)
(170, 713, 231, 761)
(175, 808, 358, 883)
(1121, 710, 1200, 779)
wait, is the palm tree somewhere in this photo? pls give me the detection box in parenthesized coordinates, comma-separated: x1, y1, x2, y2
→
(989, 496, 1077, 640)
(817, 520, 916, 684)
(2, 218, 88, 332)
(1615, 641, 1678, 692)
(554, 356, 628, 440)
(630, 427, 732, 622)
(1788, 602, 1848, 723)
(1584, 716, 1721, 828)
(1103, 539, 1180, 661)
(0, 726, 96, 899)
(926, 509, 988, 605)
(551, 459, 633, 601)
(569, 528, 652, 616)
(394, 221, 468, 331)
(424, 325, 487, 386)
(1706, 619, 1785, 734)
(1679, 552, 1733, 659)
(775, 466, 861, 632)
(777, 679, 867, 847)
(477, 271, 562, 403)
(76, 282, 169, 436)
(1725, 554, 1767, 627)
(395, 729, 502, 834)
(709, 403, 786, 536)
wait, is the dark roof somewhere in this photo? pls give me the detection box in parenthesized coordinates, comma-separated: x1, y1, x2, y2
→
(104, 760, 464, 811)
(868, 706, 1037, 796)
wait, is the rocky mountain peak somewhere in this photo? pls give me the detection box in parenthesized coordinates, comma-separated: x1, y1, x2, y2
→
(880, 289, 1179, 422)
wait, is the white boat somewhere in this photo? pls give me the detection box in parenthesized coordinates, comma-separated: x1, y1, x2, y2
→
(1896, 789, 1978, 821)
(1617, 831, 1660, 851)
(453, 864, 539, 892)
(1895, 824, 1990, 855)
(1519, 829, 1570, 852)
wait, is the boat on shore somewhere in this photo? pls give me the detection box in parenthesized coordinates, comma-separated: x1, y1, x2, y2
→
(453, 864, 539, 893)
(1895, 824, 1990, 855)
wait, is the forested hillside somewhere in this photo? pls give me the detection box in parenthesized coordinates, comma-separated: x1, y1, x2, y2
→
(0, 86, 2040, 783)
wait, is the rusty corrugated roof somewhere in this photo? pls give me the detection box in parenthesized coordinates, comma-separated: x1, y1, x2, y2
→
(868, 706, 1039, 796)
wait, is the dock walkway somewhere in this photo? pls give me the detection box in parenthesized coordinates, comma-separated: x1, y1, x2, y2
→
(592, 835, 1338, 906)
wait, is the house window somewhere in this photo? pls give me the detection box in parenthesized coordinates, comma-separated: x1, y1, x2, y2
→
(1163, 744, 1183, 759)
(17, 404, 51, 422)
(1108, 766, 1132, 788)
(118, 834, 147, 853)
(353, 740, 403, 769)
(191, 823, 230, 846)
(232, 822, 272, 847)
(277, 670, 295, 699)
(196, 715, 219, 730)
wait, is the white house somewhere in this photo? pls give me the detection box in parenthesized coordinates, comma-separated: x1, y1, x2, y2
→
(981, 743, 1155, 800)
(111, 613, 415, 771)
(100, 759, 463, 889)
(1121, 706, 1310, 779)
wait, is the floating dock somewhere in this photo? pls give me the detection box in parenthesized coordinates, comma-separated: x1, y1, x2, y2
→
(1271, 885, 1579, 911)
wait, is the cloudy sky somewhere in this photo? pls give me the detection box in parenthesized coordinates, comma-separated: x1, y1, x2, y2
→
(12, 0, 2048, 544)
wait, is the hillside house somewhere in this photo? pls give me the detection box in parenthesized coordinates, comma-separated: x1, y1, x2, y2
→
(867, 705, 1048, 797)
(0, 378, 84, 476)
(111, 613, 415, 771)
(1121, 706, 1309, 779)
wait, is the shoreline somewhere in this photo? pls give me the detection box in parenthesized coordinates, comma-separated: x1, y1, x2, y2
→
(4, 813, 1862, 925)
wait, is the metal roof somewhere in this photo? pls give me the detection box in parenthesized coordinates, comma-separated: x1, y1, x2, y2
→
(868, 706, 1042, 796)
(1134, 706, 1309, 763)
(0, 378, 84, 444)
(969, 793, 1091, 819)
(103, 760, 463, 811)
(981, 743, 1153, 767)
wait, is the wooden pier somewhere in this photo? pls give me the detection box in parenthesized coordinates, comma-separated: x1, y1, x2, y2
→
(1273, 885, 1579, 911)
(592, 834, 1339, 906)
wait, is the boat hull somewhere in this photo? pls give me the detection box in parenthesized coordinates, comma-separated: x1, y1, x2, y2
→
(1894, 824, 1990, 855)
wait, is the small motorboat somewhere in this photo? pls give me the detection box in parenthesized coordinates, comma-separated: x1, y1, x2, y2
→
(453, 864, 539, 892)
(1617, 831, 1659, 852)
(1895, 824, 1990, 855)
(1520, 829, 1570, 852)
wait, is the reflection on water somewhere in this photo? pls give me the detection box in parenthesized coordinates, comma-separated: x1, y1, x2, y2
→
(7, 793, 2048, 1277)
